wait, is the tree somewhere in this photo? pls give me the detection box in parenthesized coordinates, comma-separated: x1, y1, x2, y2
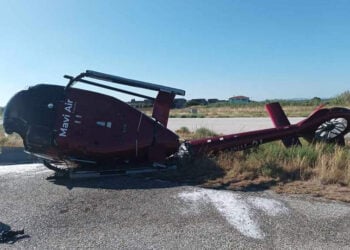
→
(309, 97, 322, 105)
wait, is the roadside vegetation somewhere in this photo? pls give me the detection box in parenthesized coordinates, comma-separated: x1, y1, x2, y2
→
(0, 107, 23, 147)
(169, 91, 350, 118)
(0, 125, 23, 147)
(161, 127, 350, 202)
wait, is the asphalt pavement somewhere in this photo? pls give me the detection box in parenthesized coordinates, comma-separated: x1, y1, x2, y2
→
(1, 164, 349, 249)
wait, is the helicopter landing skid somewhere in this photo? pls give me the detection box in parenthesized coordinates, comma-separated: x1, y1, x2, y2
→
(44, 161, 176, 179)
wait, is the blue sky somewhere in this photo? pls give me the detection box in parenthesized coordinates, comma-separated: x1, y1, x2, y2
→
(1, 0, 349, 106)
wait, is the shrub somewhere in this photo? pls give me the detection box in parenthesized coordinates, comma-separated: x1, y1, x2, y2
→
(192, 127, 218, 139)
(176, 126, 191, 134)
(330, 91, 350, 105)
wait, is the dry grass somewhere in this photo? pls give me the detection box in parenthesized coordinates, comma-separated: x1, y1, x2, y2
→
(140, 101, 349, 118)
(169, 105, 325, 118)
(318, 147, 350, 185)
(176, 126, 218, 140)
(273, 181, 350, 203)
(176, 128, 350, 186)
(0, 125, 23, 147)
(156, 127, 350, 202)
(215, 143, 350, 187)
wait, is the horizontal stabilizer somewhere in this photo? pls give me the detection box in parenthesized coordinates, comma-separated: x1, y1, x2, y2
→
(265, 102, 301, 147)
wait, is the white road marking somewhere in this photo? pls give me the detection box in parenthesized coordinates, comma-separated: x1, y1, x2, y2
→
(178, 188, 289, 239)
(247, 197, 289, 216)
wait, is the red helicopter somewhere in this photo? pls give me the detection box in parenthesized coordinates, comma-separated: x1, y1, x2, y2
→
(3, 70, 350, 176)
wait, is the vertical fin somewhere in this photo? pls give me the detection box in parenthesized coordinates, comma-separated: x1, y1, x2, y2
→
(265, 102, 301, 147)
(152, 91, 175, 127)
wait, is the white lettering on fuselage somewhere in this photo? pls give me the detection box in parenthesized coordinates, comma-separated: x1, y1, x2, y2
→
(59, 99, 74, 137)
(64, 99, 73, 113)
(59, 114, 70, 137)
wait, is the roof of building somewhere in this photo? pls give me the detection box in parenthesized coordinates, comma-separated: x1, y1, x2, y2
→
(229, 96, 250, 99)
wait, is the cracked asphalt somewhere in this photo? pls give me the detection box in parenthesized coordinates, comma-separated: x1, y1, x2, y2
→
(0, 164, 349, 249)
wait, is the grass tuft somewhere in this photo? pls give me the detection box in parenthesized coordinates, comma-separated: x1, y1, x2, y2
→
(192, 127, 218, 139)
(175, 126, 191, 134)
(176, 127, 218, 141)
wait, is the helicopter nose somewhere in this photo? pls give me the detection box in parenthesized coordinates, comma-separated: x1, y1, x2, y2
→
(3, 118, 15, 134)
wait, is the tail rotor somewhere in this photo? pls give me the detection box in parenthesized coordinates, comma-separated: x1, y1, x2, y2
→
(314, 117, 348, 145)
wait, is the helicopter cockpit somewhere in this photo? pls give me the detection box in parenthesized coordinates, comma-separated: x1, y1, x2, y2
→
(3, 84, 65, 153)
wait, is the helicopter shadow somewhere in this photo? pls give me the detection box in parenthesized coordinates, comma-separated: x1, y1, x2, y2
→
(47, 173, 185, 191)
(46, 156, 276, 192)
(47, 172, 275, 193)
(46, 156, 227, 191)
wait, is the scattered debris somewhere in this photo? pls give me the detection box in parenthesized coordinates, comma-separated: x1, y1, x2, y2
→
(0, 228, 28, 244)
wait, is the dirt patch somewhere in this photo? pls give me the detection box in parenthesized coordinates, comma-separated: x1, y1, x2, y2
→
(201, 177, 350, 202)
(273, 181, 350, 203)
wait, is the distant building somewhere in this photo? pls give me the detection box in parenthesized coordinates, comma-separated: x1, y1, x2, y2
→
(128, 99, 154, 108)
(173, 98, 187, 109)
(219, 100, 228, 103)
(187, 99, 208, 106)
(208, 98, 219, 104)
(229, 96, 250, 104)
